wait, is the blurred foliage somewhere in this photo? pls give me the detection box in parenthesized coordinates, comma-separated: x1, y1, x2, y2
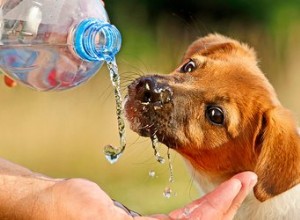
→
(0, 0, 300, 216)
(105, 0, 300, 24)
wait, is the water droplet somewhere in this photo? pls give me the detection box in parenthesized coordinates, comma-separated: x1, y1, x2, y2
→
(163, 187, 172, 199)
(151, 134, 165, 164)
(156, 155, 165, 164)
(149, 170, 156, 177)
(104, 144, 123, 164)
(153, 105, 162, 110)
(167, 148, 174, 183)
(145, 82, 151, 91)
(183, 207, 191, 217)
(104, 59, 126, 163)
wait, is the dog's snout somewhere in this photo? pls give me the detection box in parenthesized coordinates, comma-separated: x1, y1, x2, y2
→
(133, 77, 173, 105)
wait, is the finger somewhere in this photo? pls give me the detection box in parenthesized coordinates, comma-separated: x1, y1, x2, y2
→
(189, 172, 257, 220)
(224, 172, 257, 219)
(142, 214, 171, 220)
(203, 172, 257, 215)
(169, 171, 257, 219)
(169, 178, 241, 219)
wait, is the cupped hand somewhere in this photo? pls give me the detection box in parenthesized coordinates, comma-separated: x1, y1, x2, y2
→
(15, 171, 256, 220)
(153, 171, 257, 220)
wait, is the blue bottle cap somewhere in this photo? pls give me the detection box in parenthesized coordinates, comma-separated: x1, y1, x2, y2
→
(73, 18, 121, 62)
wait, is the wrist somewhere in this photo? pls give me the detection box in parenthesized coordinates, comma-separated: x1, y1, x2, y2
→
(0, 174, 58, 219)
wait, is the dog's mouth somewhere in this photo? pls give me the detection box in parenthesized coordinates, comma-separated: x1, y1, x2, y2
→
(124, 75, 180, 148)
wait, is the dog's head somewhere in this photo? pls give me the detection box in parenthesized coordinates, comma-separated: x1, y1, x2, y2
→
(124, 34, 300, 202)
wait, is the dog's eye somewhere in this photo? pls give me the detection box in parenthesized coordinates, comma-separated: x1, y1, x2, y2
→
(180, 60, 196, 73)
(206, 106, 224, 125)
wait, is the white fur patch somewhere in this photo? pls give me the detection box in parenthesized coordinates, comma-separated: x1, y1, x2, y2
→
(185, 160, 300, 220)
(236, 185, 300, 220)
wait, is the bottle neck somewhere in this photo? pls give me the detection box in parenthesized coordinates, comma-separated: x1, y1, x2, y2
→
(71, 18, 121, 62)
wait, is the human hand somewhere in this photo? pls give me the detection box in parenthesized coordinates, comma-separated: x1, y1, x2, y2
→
(153, 171, 257, 220)
(42, 172, 255, 220)
(20, 178, 155, 220)
(19, 171, 255, 220)
(0, 159, 255, 220)
(27, 171, 256, 220)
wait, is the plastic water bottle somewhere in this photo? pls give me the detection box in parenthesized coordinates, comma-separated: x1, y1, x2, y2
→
(0, 0, 121, 91)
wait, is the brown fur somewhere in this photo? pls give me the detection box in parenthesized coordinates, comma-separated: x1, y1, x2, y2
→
(125, 34, 300, 202)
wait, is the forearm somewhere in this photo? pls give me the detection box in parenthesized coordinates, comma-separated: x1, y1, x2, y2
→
(0, 158, 40, 176)
(0, 158, 56, 219)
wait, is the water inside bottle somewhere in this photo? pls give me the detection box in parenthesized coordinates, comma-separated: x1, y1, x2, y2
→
(103, 59, 126, 164)
(0, 45, 102, 91)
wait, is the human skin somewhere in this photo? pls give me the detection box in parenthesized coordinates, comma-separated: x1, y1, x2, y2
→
(0, 1, 257, 219)
(0, 157, 257, 220)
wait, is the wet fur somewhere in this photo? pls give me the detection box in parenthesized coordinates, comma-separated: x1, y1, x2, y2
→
(125, 34, 300, 219)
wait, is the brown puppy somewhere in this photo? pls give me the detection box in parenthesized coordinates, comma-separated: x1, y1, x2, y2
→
(124, 34, 300, 219)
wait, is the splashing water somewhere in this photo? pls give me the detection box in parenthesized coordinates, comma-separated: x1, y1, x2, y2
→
(150, 134, 165, 164)
(183, 207, 191, 218)
(167, 148, 174, 184)
(149, 170, 156, 178)
(162, 148, 176, 198)
(103, 60, 176, 194)
(150, 134, 176, 198)
(103, 59, 126, 164)
(163, 187, 172, 199)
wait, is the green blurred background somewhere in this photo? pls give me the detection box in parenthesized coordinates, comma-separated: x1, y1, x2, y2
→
(0, 0, 300, 215)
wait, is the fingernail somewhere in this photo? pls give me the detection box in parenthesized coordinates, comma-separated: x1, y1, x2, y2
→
(249, 174, 258, 188)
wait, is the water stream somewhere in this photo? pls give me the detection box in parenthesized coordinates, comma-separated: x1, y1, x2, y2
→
(103, 59, 126, 164)
(103, 60, 176, 198)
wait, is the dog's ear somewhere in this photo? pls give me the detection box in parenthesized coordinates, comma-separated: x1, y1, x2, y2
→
(184, 34, 256, 61)
(253, 107, 300, 202)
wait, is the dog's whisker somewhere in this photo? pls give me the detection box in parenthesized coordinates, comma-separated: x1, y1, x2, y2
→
(139, 122, 154, 130)
(118, 58, 149, 77)
(124, 33, 300, 217)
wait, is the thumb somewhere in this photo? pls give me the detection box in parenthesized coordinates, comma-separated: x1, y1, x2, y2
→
(169, 172, 257, 220)
(224, 172, 257, 219)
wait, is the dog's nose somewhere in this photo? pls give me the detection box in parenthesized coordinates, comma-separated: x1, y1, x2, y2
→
(133, 76, 173, 105)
